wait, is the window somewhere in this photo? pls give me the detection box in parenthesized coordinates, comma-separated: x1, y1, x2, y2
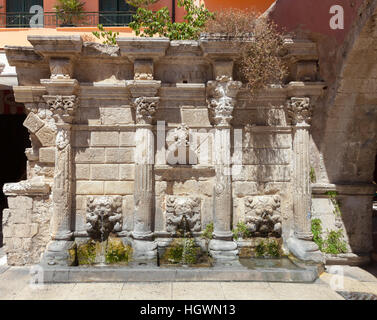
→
(6, 0, 43, 28)
(99, 0, 136, 26)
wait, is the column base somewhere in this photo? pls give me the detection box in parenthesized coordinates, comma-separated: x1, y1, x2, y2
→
(52, 231, 73, 241)
(130, 239, 157, 266)
(209, 239, 238, 262)
(41, 240, 76, 267)
(132, 231, 154, 241)
(287, 237, 325, 264)
(213, 231, 234, 241)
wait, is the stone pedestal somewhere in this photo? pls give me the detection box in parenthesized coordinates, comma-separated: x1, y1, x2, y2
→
(286, 97, 324, 263)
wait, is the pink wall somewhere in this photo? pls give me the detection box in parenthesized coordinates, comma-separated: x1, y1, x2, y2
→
(269, 0, 364, 44)
(43, 0, 99, 13)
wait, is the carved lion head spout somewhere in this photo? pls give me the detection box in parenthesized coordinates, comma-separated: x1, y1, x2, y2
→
(86, 196, 123, 241)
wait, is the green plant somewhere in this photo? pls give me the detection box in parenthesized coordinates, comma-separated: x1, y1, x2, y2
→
(165, 238, 198, 264)
(105, 240, 132, 264)
(54, 0, 85, 26)
(129, 0, 214, 40)
(310, 167, 316, 183)
(255, 239, 281, 258)
(326, 191, 342, 217)
(311, 218, 324, 251)
(204, 8, 287, 94)
(232, 221, 251, 240)
(311, 218, 348, 254)
(126, 0, 159, 8)
(201, 222, 214, 240)
(92, 24, 120, 45)
(324, 230, 348, 254)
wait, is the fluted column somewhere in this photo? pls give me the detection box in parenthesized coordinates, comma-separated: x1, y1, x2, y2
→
(207, 79, 241, 260)
(45, 95, 77, 240)
(132, 97, 159, 240)
(286, 97, 324, 263)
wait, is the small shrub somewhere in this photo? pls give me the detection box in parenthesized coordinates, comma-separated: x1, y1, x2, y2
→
(201, 222, 214, 240)
(105, 240, 132, 264)
(232, 221, 251, 240)
(311, 218, 348, 254)
(165, 238, 199, 264)
(204, 8, 288, 94)
(54, 0, 85, 26)
(255, 240, 266, 257)
(92, 24, 120, 45)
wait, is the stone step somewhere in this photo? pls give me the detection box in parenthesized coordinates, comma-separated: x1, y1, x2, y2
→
(39, 264, 321, 283)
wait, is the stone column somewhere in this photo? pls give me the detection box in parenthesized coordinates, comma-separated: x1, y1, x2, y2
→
(41, 94, 77, 266)
(207, 79, 241, 261)
(286, 97, 324, 263)
(128, 82, 161, 264)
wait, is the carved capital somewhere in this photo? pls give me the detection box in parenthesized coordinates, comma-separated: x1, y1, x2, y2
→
(133, 96, 159, 125)
(207, 80, 241, 126)
(43, 95, 77, 123)
(286, 97, 312, 126)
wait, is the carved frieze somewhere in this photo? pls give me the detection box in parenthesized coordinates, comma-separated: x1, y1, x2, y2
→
(244, 195, 282, 237)
(133, 97, 160, 125)
(86, 196, 123, 241)
(286, 97, 312, 125)
(166, 196, 201, 235)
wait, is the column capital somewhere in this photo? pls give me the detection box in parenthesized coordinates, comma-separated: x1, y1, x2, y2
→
(133, 96, 160, 125)
(286, 97, 312, 126)
(43, 95, 78, 123)
(207, 80, 241, 126)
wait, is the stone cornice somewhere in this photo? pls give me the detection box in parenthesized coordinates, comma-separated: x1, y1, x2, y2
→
(311, 183, 377, 196)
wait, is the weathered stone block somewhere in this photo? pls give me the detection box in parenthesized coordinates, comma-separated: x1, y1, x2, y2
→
(39, 147, 56, 163)
(91, 131, 119, 147)
(76, 181, 104, 195)
(7, 196, 33, 210)
(13, 224, 31, 238)
(104, 181, 134, 195)
(35, 125, 56, 147)
(91, 164, 119, 180)
(100, 107, 133, 125)
(120, 131, 135, 146)
(75, 164, 90, 180)
(105, 148, 134, 163)
(73, 131, 90, 147)
(181, 108, 211, 126)
(23, 112, 45, 133)
(119, 164, 135, 180)
(75, 148, 105, 163)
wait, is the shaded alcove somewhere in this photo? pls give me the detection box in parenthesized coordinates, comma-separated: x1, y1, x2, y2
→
(0, 113, 30, 247)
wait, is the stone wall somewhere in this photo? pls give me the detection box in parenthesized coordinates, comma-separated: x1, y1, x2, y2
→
(2, 35, 326, 265)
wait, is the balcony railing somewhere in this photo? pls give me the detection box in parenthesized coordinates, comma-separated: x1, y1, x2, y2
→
(0, 11, 136, 28)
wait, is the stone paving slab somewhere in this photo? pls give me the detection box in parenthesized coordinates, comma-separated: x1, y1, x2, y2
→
(1, 266, 376, 300)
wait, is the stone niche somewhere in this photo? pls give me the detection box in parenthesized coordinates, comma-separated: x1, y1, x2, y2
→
(2, 35, 327, 267)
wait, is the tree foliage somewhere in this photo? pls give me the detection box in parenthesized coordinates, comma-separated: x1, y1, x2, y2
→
(128, 0, 214, 40)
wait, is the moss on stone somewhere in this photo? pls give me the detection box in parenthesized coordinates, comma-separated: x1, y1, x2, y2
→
(77, 240, 96, 265)
(162, 238, 200, 265)
(255, 239, 282, 258)
(105, 238, 133, 265)
(68, 243, 78, 266)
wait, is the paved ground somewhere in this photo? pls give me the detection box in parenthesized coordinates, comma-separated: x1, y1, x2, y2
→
(1, 249, 376, 300)
(0, 265, 376, 300)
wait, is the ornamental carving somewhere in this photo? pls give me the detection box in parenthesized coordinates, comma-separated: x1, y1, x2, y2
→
(49, 57, 73, 80)
(286, 97, 312, 125)
(166, 196, 201, 235)
(43, 95, 77, 122)
(244, 195, 282, 237)
(133, 97, 159, 124)
(207, 80, 242, 126)
(86, 196, 123, 241)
